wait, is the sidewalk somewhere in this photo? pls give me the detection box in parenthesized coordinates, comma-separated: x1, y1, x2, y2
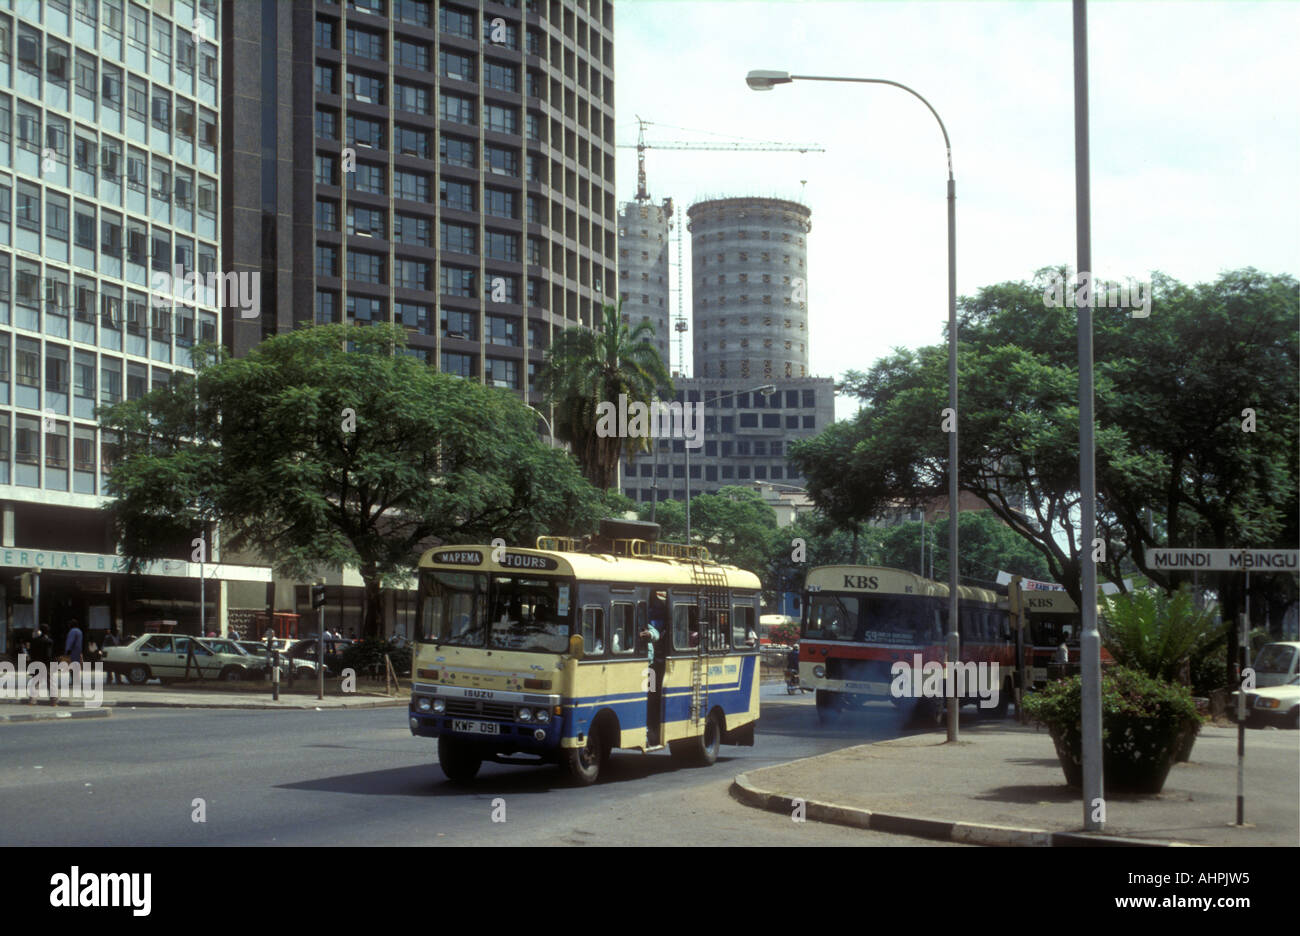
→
(0, 682, 408, 712)
(733, 722, 1299, 846)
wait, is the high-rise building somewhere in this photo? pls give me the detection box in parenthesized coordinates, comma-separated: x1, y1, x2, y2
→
(619, 376, 834, 506)
(0, 0, 272, 652)
(225, 0, 619, 420)
(616, 196, 671, 370)
(216, 0, 619, 633)
(688, 196, 810, 382)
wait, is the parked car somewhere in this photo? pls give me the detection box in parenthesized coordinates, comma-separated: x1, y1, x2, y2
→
(1251, 642, 1300, 687)
(1244, 683, 1300, 728)
(103, 634, 265, 684)
(235, 639, 305, 676)
(285, 637, 352, 677)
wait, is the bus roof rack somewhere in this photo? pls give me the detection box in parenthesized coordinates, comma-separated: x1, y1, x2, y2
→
(535, 534, 712, 563)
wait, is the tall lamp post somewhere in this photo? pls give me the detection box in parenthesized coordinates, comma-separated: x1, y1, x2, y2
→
(748, 69, 960, 741)
(685, 384, 776, 544)
(525, 403, 555, 448)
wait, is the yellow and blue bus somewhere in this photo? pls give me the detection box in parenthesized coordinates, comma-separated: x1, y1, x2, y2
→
(408, 521, 763, 785)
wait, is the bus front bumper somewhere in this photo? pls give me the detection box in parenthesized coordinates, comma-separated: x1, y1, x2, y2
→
(408, 710, 562, 754)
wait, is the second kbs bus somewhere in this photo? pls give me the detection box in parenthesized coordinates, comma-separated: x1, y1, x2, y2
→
(799, 565, 1022, 724)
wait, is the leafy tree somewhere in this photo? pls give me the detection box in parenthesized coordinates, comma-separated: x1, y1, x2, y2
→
(635, 487, 777, 577)
(869, 510, 1052, 586)
(101, 323, 607, 637)
(538, 302, 672, 490)
(795, 268, 1298, 641)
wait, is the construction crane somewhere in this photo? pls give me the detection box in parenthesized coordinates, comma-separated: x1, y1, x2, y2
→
(619, 116, 825, 203)
(617, 117, 825, 376)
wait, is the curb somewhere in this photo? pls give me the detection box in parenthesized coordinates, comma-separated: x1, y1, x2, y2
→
(97, 698, 408, 711)
(1, 708, 113, 724)
(730, 765, 1193, 847)
(1, 698, 407, 712)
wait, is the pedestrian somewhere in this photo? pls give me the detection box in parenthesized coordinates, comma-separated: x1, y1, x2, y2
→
(64, 619, 84, 665)
(102, 628, 123, 684)
(29, 626, 52, 704)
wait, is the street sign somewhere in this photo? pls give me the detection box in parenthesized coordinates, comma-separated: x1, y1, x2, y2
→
(1145, 548, 1299, 572)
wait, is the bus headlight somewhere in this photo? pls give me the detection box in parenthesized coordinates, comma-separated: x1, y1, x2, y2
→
(432, 698, 446, 714)
(416, 697, 432, 712)
(518, 708, 533, 722)
(813, 665, 826, 679)
(535, 708, 550, 724)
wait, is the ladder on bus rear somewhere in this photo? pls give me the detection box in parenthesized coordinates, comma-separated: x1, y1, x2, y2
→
(689, 557, 729, 726)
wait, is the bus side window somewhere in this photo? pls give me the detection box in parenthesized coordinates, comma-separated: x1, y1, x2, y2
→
(733, 606, 753, 649)
(672, 604, 695, 651)
(610, 603, 635, 655)
(582, 607, 604, 655)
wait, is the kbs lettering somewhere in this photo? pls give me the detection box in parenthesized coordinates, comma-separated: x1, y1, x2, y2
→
(842, 575, 879, 590)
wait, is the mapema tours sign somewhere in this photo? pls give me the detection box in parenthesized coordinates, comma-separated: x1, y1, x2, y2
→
(1146, 549, 1300, 572)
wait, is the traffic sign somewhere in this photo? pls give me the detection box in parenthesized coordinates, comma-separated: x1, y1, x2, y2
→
(1145, 548, 1299, 572)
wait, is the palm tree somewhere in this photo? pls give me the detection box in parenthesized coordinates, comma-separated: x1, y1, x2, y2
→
(539, 302, 672, 490)
(1101, 586, 1227, 684)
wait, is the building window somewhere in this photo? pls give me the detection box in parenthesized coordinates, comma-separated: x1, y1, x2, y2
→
(440, 351, 475, 378)
(485, 145, 518, 177)
(440, 179, 474, 212)
(315, 290, 338, 324)
(394, 0, 431, 26)
(440, 266, 476, 298)
(485, 230, 519, 262)
(439, 4, 476, 39)
(346, 251, 385, 285)
(394, 213, 432, 247)
(346, 71, 385, 105)
(394, 169, 430, 202)
(395, 124, 431, 158)
(440, 221, 476, 255)
(439, 49, 474, 82)
(346, 25, 385, 60)
(484, 103, 517, 135)
(439, 92, 476, 125)
(395, 258, 430, 291)
(440, 135, 475, 168)
(485, 358, 519, 389)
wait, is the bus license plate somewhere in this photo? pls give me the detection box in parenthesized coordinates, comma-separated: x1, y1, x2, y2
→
(452, 719, 499, 735)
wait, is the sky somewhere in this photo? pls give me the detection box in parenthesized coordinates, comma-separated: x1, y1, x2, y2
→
(612, 1, 1300, 420)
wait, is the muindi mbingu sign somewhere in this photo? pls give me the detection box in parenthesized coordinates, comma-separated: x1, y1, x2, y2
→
(1146, 549, 1300, 572)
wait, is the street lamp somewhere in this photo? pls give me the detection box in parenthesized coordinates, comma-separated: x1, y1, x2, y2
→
(748, 69, 961, 742)
(686, 384, 776, 544)
(525, 403, 555, 448)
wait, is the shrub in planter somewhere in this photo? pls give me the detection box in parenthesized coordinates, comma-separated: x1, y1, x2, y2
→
(1022, 666, 1200, 794)
(340, 638, 412, 678)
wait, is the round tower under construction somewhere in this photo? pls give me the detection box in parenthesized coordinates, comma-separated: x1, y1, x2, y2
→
(688, 197, 812, 381)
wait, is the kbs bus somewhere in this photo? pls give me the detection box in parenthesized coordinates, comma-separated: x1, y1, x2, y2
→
(799, 565, 1021, 724)
(1006, 576, 1111, 689)
(408, 521, 762, 785)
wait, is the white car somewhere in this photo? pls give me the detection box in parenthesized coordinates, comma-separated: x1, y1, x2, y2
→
(104, 634, 265, 684)
(1251, 642, 1300, 687)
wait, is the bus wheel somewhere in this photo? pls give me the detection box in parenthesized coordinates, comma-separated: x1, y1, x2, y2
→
(670, 712, 721, 766)
(564, 727, 603, 786)
(438, 736, 483, 784)
(815, 690, 839, 724)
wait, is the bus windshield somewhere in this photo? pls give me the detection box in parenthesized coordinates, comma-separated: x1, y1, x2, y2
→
(805, 594, 940, 644)
(1029, 615, 1080, 646)
(419, 570, 574, 653)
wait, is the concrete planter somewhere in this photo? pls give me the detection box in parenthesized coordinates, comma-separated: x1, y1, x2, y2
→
(1048, 714, 1188, 794)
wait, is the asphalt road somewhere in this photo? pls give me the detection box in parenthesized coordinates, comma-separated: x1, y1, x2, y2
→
(0, 683, 962, 846)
